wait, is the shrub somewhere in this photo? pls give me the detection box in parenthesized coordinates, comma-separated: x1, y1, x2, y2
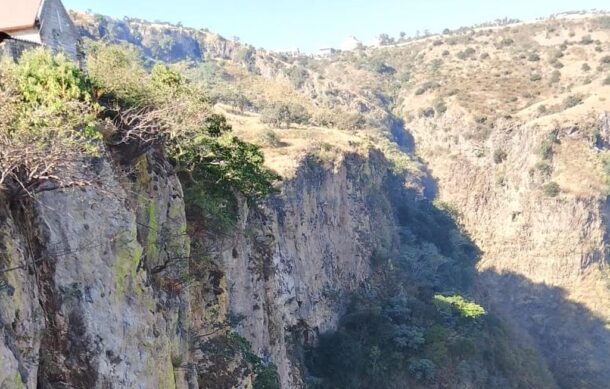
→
(259, 130, 281, 147)
(0, 50, 101, 196)
(434, 99, 447, 116)
(563, 94, 583, 109)
(537, 104, 547, 115)
(604, 75, 610, 86)
(542, 182, 560, 197)
(414, 81, 440, 95)
(601, 56, 610, 64)
(528, 53, 540, 62)
(493, 148, 508, 164)
(408, 359, 436, 381)
(580, 35, 594, 45)
(530, 73, 542, 82)
(283, 66, 309, 88)
(261, 102, 310, 128)
(582, 63, 591, 72)
(550, 70, 561, 83)
(434, 295, 486, 319)
(539, 140, 554, 160)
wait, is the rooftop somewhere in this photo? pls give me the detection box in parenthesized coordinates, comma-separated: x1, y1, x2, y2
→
(0, 0, 42, 32)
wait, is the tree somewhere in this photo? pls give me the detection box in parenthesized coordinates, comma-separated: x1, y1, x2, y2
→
(261, 103, 310, 128)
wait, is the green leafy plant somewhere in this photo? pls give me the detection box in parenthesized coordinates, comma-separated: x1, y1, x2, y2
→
(433, 295, 486, 319)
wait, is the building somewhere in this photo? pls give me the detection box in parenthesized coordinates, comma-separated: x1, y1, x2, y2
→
(0, 0, 80, 62)
(318, 47, 337, 57)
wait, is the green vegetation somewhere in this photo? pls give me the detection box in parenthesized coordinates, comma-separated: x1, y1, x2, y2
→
(1, 44, 279, 229)
(260, 102, 311, 128)
(434, 295, 486, 319)
(542, 182, 560, 197)
(306, 189, 509, 388)
(231, 333, 281, 389)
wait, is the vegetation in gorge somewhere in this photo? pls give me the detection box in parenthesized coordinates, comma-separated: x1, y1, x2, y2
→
(306, 185, 552, 388)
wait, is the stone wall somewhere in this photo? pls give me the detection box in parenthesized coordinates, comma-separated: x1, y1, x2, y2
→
(39, 0, 80, 63)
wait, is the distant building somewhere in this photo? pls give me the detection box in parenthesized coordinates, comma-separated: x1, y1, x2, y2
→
(0, 0, 80, 62)
(319, 47, 337, 57)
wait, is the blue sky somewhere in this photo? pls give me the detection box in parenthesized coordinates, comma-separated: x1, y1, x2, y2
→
(63, 0, 609, 52)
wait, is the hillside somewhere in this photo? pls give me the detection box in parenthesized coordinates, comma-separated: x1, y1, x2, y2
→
(0, 8, 609, 389)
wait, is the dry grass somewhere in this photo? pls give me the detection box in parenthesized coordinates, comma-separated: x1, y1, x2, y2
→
(216, 105, 367, 177)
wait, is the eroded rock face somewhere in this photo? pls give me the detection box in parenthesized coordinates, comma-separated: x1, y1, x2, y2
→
(0, 154, 195, 389)
(215, 153, 398, 388)
(0, 147, 406, 388)
(408, 115, 610, 388)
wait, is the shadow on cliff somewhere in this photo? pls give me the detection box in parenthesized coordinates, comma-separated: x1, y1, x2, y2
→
(311, 150, 610, 388)
(477, 270, 610, 389)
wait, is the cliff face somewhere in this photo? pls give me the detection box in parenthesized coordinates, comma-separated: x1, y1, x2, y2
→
(0, 147, 411, 388)
(407, 114, 610, 388)
(206, 153, 397, 388)
(0, 154, 194, 388)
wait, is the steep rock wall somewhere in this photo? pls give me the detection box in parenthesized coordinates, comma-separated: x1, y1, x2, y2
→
(0, 153, 195, 389)
(195, 152, 401, 388)
(407, 115, 610, 388)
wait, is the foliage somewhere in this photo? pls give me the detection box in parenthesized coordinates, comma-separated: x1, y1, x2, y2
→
(306, 191, 489, 388)
(433, 295, 486, 319)
(542, 182, 560, 197)
(283, 66, 309, 88)
(231, 333, 280, 389)
(563, 94, 583, 109)
(260, 102, 310, 128)
(493, 148, 507, 164)
(527, 53, 540, 62)
(0, 50, 101, 197)
(408, 359, 436, 381)
(3, 43, 279, 225)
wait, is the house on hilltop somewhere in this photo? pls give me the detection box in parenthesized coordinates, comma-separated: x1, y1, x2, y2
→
(0, 0, 80, 61)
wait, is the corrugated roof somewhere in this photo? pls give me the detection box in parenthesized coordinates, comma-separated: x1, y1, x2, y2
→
(0, 0, 43, 32)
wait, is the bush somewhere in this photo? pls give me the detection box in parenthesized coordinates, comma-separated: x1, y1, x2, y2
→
(580, 35, 594, 45)
(434, 295, 486, 319)
(530, 73, 542, 82)
(260, 102, 310, 128)
(527, 53, 540, 62)
(414, 81, 440, 95)
(582, 63, 591, 72)
(601, 56, 610, 64)
(550, 70, 561, 84)
(0, 50, 101, 196)
(542, 182, 560, 197)
(434, 99, 447, 116)
(493, 148, 508, 164)
(604, 75, 610, 86)
(408, 359, 436, 381)
(563, 94, 583, 109)
(283, 66, 309, 88)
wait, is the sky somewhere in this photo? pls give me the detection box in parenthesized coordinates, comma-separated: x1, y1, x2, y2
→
(62, 0, 610, 52)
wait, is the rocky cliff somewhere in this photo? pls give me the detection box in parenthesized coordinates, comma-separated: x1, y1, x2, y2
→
(0, 140, 556, 388)
(406, 113, 610, 388)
